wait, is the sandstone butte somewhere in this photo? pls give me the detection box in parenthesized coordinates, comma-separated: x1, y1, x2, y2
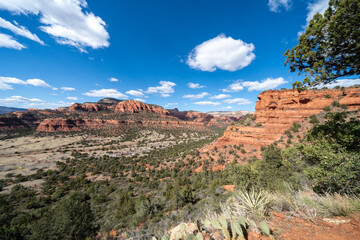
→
(68, 102, 105, 112)
(34, 99, 239, 132)
(114, 100, 169, 115)
(215, 87, 360, 152)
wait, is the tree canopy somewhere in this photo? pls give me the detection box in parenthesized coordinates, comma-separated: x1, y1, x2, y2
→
(284, 0, 360, 89)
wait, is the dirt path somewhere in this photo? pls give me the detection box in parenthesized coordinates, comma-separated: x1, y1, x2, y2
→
(269, 212, 360, 240)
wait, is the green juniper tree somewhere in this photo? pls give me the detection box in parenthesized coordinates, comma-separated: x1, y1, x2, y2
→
(284, 0, 360, 89)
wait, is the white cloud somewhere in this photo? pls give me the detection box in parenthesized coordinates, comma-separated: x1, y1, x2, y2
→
(0, 0, 110, 51)
(242, 77, 287, 91)
(0, 33, 25, 50)
(317, 79, 360, 89)
(109, 77, 118, 82)
(187, 82, 205, 89)
(83, 89, 128, 99)
(61, 87, 76, 91)
(194, 101, 221, 106)
(0, 95, 44, 105)
(0, 17, 44, 45)
(222, 82, 244, 92)
(306, 0, 329, 24)
(187, 34, 255, 72)
(183, 92, 209, 100)
(0, 76, 52, 89)
(126, 90, 145, 98)
(165, 102, 178, 107)
(298, 0, 329, 36)
(0, 76, 26, 89)
(26, 100, 72, 109)
(67, 96, 78, 100)
(210, 94, 231, 100)
(146, 81, 176, 97)
(26, 78, 51, 88)
(223, 106, 233, 109)
(223, 98, 252, 105)
(0, 96, 73, 109)
(133, 98, 146, 102)
(268, 0, 291, 12)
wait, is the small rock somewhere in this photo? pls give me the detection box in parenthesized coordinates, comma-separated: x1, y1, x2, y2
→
(169, 222, 197, 240)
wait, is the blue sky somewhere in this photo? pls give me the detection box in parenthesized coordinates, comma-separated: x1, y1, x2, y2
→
(0, 0, 358, 112)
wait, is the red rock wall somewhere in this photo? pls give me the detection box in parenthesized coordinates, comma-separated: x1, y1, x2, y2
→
(217, 87, 360, 150)
(114, 100, 169, 115)
(68, 103, 105, 112)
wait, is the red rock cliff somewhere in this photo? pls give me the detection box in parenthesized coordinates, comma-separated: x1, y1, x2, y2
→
(216, 87, 360, 150)
(114, 100, 169, 115)
(68, 103, 105, 112)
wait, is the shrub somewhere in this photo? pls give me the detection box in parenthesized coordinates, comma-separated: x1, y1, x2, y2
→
(331, 101, 340, 107)
(31, 192, 98, 240)
(323, 106, 331, 111)
(285, 130, 293, 138)
(290, 122, 301, 132)
(340, 104, 348, 110)
(254, 145, 298, 191)
(309, 115, 319, 124)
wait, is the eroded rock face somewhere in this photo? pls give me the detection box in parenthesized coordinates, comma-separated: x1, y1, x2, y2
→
(114, 100, 169, 115)
(170, 110, 241, 127)
(97, 98, 121, 105)
(36, 119, 84, 132)
(216, 87, 360, 150)
(0, 117, 29, 130)
(172, 111, 214, 122)
(68, 103, 105, 112)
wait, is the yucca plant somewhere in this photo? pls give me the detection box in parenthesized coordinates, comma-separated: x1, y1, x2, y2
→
(235, 188, 272, 220)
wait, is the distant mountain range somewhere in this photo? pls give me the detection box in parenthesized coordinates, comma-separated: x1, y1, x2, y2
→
(207, 110, 253, 117)
(0, 99, 246, 132)
(0, 106, 27, 114)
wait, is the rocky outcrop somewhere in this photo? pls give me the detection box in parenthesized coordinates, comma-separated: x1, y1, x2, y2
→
(114, 100, 169, 115)
(207, 110, 253, 118)
(0, 117, 29, 130)
(68, 103, 105, 112)
(216, 87, 360, 151)
(36, 119, 84, 132)
(0, 112, 38, 130)
(171, 111, 242, 127)
(172, 111, 213, 122)
(97, 98, 121, 105)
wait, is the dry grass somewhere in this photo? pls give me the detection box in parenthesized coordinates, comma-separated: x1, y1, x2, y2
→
(270, 188, 360, 219)
(213, 187, 360, 225)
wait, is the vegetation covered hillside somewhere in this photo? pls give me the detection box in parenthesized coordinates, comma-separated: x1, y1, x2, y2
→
(0, 104, 359, 239)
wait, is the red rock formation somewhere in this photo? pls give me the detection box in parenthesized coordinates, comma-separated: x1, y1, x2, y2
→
(216, 87, 360, 151)
(69, 103, 105, 112)
(171, 111, 240, 127)
(172, 111, 213, 122)
(36, 118, 206, 132)
(36, 119, 84, 132)
(0, 117, 29, 130)
(114, 100, 169, 115)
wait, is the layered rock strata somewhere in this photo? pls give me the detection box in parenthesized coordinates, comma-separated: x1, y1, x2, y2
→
(217, 87, 360, 150)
